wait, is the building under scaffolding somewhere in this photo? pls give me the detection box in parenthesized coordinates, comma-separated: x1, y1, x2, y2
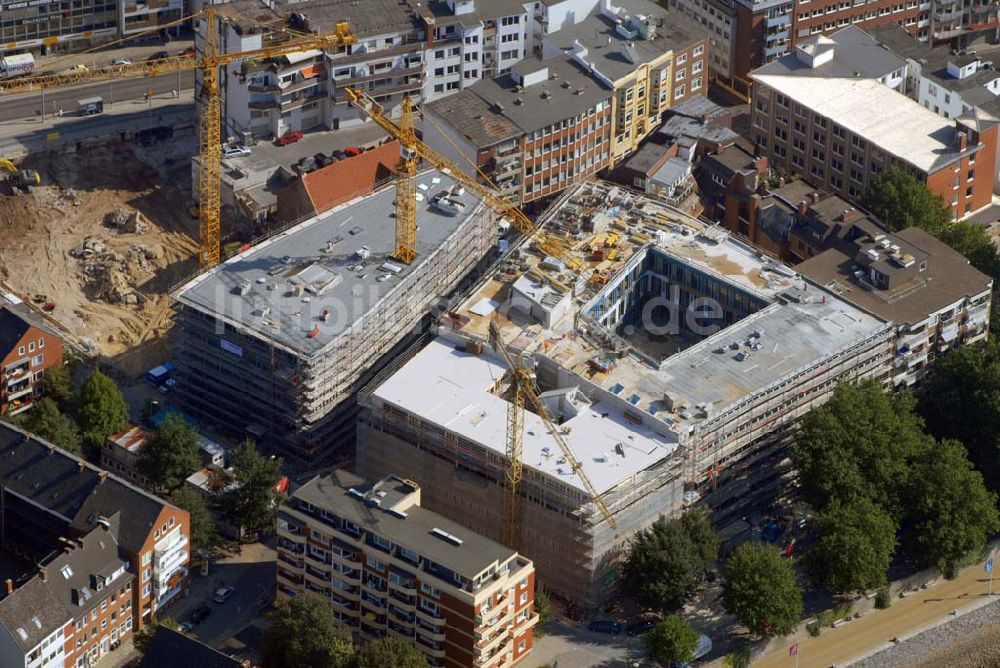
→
(358, 180, 894, 607)
(172, 170, 497, 464)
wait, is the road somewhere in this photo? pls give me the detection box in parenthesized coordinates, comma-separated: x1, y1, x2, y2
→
(752, 556, 999, 668)
(0, 70, 194, 121)
(523, 621, 652, 668)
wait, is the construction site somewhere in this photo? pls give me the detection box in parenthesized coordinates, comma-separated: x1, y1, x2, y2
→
(0, 139, 199, 374)
(357, 180, 897, 607)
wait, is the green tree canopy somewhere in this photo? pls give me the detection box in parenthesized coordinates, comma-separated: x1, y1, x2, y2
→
(138, 413, 201, 492)
(623, 514, 718, 611)
(42, 363, 75, 412)
(681, 509, 721, 567)
(793, 380, 930, 518)
(133, 617, 180, 654)
(907, 438, 1000, 577)
(861, 167, 952, 234)
(807, 496, 897, 594)
(169, 486, 221, 555)
(722, 542, 803, 638)
(351, 637, 428, 668)
(262, 591, 353, 668)
(75, 369, 127, 451)
(937, 222, 1000, 279)
(24, 398, 81, 455)
(644, 615, 700, 666)
(220, 439, 284, 538)
(920, 339, 1000, 492)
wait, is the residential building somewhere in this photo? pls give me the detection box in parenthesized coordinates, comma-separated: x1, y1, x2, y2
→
(101, 425, 150, 488)
(0, 524, 135, 668)
(172, 170, 498, 465)
(358, 180, 894, 606)
(0, 422, 190, 627)
(140, 626, 242, 668)
(275, 141, 400, 225)
(654, 95, 740, 155)
(797, 222, 992, 386)
(0, 0, 183, 56)
(0, 300, 63, 417)
(277, 470, 538, 668)
(608, 141, 696, 204)
(751, 37, 998, 218)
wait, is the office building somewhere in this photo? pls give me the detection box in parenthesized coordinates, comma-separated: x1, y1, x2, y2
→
(277, 470, 537, 668)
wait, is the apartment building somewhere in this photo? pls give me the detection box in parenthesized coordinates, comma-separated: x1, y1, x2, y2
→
(0, 423, 190, 628)
(100, 425, 150, 488)
(0, 0, 182, 56)
(0, 301, 63, 418)
(277, 470, 538, 668)
(751, 35, 997, 218)
(418, 0, 532, 102)
(0, 524, 134, 668)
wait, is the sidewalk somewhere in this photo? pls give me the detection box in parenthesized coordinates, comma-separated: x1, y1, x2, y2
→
(751, 556, 998, 667)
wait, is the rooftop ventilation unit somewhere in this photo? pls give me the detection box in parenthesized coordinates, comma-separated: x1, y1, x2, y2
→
(431, 527, 464, 546)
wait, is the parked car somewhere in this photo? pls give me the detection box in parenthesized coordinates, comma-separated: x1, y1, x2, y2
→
(148, 50, 170, 61)
(181, 46, 196, 57)
(188, 605, 211, 624)
(110, 58, 131, 66)
(331, 148, 347, 160)
(222, 145, 251, 158)
(177, 621, 194, 633)
(213, 586, 235, 603)
(625, 619, 660, 636)
(344, 145, 362, 157)
(587, 620, 622, 634)
(275, 130, 304, 146)
(314, 152, 334, 167)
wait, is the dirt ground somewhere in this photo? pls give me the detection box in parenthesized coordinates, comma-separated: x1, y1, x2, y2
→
(0, 136, 199, 376)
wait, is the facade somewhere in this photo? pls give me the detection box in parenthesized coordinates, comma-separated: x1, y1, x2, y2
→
(0, 422, 190, 628)
(100, 425, 150, 488)
(358, 180, 894, 607)
(751, 35, 998, 218)
(276, 470, 538, 668)
(172, 171, 498, 465)
(0, 302, 63, 417)
(0, 525, 134, 668)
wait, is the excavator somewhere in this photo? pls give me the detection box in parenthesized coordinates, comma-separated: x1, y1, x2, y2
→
(0, 158, 40, 193)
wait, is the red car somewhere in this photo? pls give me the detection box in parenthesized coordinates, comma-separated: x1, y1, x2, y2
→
(275, 130, 304, 146)
(181, 46, 196, 57)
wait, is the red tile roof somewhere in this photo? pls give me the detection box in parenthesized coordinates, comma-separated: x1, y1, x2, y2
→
(302, 140, 399, 215)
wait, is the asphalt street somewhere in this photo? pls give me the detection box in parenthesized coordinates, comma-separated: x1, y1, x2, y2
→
(0, 70, 194, 121)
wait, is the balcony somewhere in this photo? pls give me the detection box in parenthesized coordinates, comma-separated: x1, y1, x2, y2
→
(361, 594, 387, 615)
(334, 41, 425, 67)
(249, 100, 278, 111)
(278, 552, 304, 570)
(935, 7, 966, 20)
(6, 383, 31, 400)
(4, 361, 28, 380)
(340, 64, 423, 87)
(416, 621, 446, 643)
(766, 29, 789, 43)
(416, 606, 446, 626)
(388, 578, 417, 597)
(280, 91, 325, 111)
(763, 43, 789, 58)
(248, 81, 278, 93)
(277, 569, 304, 588)
(475, 627, 510, 654)
(766, 13, 791, 27)
(331, 550, 363, 570)
(277, 524, 306, 544)
(415, 635, 446, 659)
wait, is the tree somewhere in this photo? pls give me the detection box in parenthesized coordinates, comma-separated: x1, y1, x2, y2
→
(644, 615, 700, 666)
(220, 439, 284, 538)
(75, 369, 127, 452)
(920, 340, 1000, 492)
(133, 617, 179, 654)
(138, 413, 201, 492)
(535, 587, 552, 625)
(169, 486, 221, 554)
(793, 380, 930, 518)
(42, 363, 75, 411)
(262, 591, 353, 668)
(351, 637, 428, 668)
(680, 509, 721, 568)
(722, 543, 803, 638)
(807, 497, 897, 594)
(24, 398, 81, 454)
(623, 517, 707, 611)
(722, 648, 753, 668)
(938, 222, 1000, 279)
(907, 438, 1000, 577)
(861, 167, 952, 234)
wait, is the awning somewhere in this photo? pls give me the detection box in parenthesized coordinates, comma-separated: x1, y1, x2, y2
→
(941, 326, 959, 342)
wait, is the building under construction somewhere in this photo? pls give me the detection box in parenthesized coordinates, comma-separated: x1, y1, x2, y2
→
(172, 171, 497, 464)
(358, 180, 895, 606)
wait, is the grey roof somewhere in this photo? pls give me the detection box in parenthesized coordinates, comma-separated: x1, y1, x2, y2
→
(174, 171, 487, 358)
(41, 526, 132, 620)
(276, 0, 422, 37)
(621, 142, 670, 175)
(463, 56, 611, 136)
(0, 304, 57, 358)
(0, 422, 172, 555)
(703, 143, 757, 178)
(754, 26, 907, 80)
(0, 578, 65, 652)
(546, 1, 705, 83)
(866, 24, 931, 62)
(142, 627, 242, 668)
(423, 0, 529, 24)
(288, 470, 518, 579)
(651, 157, 690, 186)
(423, 89, 521, 148)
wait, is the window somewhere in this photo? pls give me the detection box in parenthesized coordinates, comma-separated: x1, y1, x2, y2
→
(141, 552, 151, 567)
(28, 342, 34, 352)
(692, 61, 703, 74)
(419, 598, 439, 615)
(693, 45, 704, 56)
(675, 68, 686, 81)
(501, 14, 521, 25)
(677, 53, 688, 65)
(501, 49, 518, 61)
(519, 591, 528, 604)
(674, 85, 686, 98)
(433, 84, 444, 93)
(31, 354, 43, 367)
(17, 346, 24, 356)
(368, 557, 386, 571)
(420, 583, 440, 598)
(37, 337, 44, 349)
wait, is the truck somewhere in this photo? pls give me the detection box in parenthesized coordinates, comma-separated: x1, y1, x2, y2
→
(77, 96, 103, 116)
(0, 53, 35, 79)
(146, 362, 174, 387)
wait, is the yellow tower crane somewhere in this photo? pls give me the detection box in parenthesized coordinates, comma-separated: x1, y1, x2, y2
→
(344, 88, 583, 274)
(0, 9, 356, 269)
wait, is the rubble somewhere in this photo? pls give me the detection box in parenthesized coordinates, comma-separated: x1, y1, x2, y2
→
(73, 236, 156, 304)
(104, 208, 149, 234)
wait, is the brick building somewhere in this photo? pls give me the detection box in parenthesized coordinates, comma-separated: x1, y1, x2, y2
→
(0, 301, 63, 417)
(277, 470, 538, 668)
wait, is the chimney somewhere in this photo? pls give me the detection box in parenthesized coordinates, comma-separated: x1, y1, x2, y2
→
(958, 132, 968, 151)
(810, 192, 821, 204)
(798, 200, 809, 217)
(78, 460, 85, 472)
(39, 568, 47, 582)
(99, 471, 108, 483)
(5, 579, 12, 595)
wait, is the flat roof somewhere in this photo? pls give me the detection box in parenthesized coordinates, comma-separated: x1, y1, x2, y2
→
(371, 338, 678, 496)
(754, 26, 907, 81)
(289, 470, 521, 578)
(423, 88, 522, 149)
(275, 0, 421, 36)
(173, 171, 486, 358)
(750, 74, 969, 172)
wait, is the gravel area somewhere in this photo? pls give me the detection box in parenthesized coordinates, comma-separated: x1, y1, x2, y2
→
(853, 598, 1000, 668)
